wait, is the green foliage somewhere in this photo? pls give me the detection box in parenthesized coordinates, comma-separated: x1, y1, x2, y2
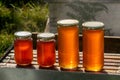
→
(11, 3, 48, 33)
(2, 0, 45, 7)
(0, 3, 12, 33)
(0, 2, 48, 34)
(0, 34, 14, 57)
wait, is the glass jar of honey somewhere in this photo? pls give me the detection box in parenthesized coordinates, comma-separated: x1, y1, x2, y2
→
(82, 21, 104, 72)
(37, 33, 55, 68)
(57, 19, 79, 70)
(14, 31, 33, 66)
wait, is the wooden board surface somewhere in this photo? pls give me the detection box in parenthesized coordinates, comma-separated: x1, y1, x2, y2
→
(1, 49, 120, 75)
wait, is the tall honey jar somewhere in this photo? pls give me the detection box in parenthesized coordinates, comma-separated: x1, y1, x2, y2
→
(14, 31, 33, 66)
(37, 33, 55, 68)
(57, 19, 79, 70)
(82, 21, 104, 71)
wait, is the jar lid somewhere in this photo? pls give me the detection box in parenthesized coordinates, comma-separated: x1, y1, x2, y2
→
(82, 21, 104, 29)
(14, 31, 32, 37)
(57, 19, 79, 26)
(37, 33, 55, 39)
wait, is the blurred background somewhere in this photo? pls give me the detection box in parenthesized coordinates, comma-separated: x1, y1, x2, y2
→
(46, 0, 120, 36)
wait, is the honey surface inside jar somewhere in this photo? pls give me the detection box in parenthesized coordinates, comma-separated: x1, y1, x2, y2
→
(83, 29, 104, 71)
(37, 40, 55, 67)
(58, 26, 79, 69)
(14, 39, 33, 66)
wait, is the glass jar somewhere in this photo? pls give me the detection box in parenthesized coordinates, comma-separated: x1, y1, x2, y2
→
(82, 21, 104, 71)
(37, 33, 55, 68)
(14, 31, 33, 66)
(57, 19, 79, 70)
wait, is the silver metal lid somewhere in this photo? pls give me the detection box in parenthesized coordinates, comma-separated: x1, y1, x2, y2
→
(82, 21, 104, 29)
(57, 19, 79, 26)
(14, 31, 32, 37)
(37, 33, 55, 39)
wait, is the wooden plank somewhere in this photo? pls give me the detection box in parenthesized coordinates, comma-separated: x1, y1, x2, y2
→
(1, 49, 120, 75)
(78, 35, 120, 53)
(32, 33, 120, 53)
(54, 34, 120, 53)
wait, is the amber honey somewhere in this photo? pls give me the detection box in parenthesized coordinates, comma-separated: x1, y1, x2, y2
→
(14, 31, 33, 66)
(82, 21, 104, 71)
(37, 33, 55, 67)
(57, 19, 79, 70)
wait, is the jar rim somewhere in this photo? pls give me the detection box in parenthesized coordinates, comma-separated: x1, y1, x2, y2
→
(57, 19, 79, 26)
(14, 31, 32, 37)
(37, 33, 55, 39)
(82, 21, 104, 28)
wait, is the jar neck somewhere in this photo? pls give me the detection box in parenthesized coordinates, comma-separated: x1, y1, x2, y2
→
(83, 27, 104, 30)
(38, 38, 55, 42)
(58, 24, 79, 28)
(15, 36, 31, 40)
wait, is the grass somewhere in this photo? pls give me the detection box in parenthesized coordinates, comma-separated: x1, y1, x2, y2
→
(0, 34, 14, 57)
